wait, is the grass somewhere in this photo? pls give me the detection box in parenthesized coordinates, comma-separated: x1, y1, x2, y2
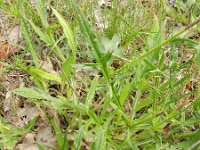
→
(0, 0, 200, 149)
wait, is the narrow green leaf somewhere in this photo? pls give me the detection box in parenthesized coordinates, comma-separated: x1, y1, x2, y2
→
(147, 15, 160, 49)
(29, 20, 52, 45)
(166, 92, 194, 105)
(20, 17, 39, 68)
(23, 116, 38, 133)
(173, 74, 190, 87)
(143, 58, 157, 69)
(63, 134, 69, 150)
(34, 0, 48, 28)
(177, 130, 200, 149)
(178, 59, 193, 70)
(196, 45, 200, 72)
(26, 67, 62, 83)
(87, 110, 100, 126)
(37, 143, 47, 150)
(127, 129, 139, 150)
(85, 76, 99, 108)
(37, 143, 46, 150)
(147, 15, 166, 62)
(12, 88, 62, 105)
(12, 87, 43, 99)
(74, 126, 84, 150)
(50, 119, 64, 150)
(52, 7, 77, 58)
(62, 56, 75, 77)
(119, 83, 131, 105)
(135, 94, 153, 112)
(29, 20, 65, 61)
(92, 129, 105, 150)
(103, 111, 115, 130)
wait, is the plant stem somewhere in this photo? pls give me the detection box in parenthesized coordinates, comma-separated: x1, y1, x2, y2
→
(113, 16, 200, 76)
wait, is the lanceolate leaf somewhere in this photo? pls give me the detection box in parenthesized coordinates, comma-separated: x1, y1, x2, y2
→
(26, 67, 62, 83)
(12, 87, 43, 99)
(20, 17, 39, 68)
(12, 87, 73, 112)
(74, 126, 84, 150)
(85, 76, 99, 108)
(196, 45, 200, 72)
(50, 119, 65, 150)
(135, 94, 153, 112)
(29, 20, 65, 61)
(119, 83, 131, 105)
(52, 7, 77, 58)
(29, 20, 52, 45)
(62, 56, 75, 78)
(35, 0, 48, 28)
(92, 129, 105, 150)
(87, 110, 100, 126)
(146, 15, 166, 62)
(23, 116, 38, 133)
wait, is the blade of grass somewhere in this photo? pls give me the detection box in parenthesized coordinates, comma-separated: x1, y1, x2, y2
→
(22, 116, 38, 133)
(29, 20, 52, 45)
(74, 126, 84, 150)
(92, 128, 105, 150)
(119, 82, 131, 105)
(50, 119, 65, 150)
(28, 20, 65, 61)
(12, 87, 43, 99)
(25, 67, 62, 83)
(37, 143, 47, 150)
(85, 76, 99, 109)
(34, 0, 48, 28)
(20, 17, 39, 68)
(52, 7, 77, 59)
(196, 45, 200, 72)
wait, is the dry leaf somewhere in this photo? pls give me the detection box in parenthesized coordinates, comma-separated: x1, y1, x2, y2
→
(0, 41, 19, 68)
(8, 25, 22, 44)
(15, 133, 39, 150)
(40, 58, 59, 75)
(14, 103, 40, 127)
(36, 126, 58, 149)
(3, 91, 14, 112)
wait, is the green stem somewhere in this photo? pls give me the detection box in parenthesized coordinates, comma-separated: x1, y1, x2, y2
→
(113, 16, 200, 76)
